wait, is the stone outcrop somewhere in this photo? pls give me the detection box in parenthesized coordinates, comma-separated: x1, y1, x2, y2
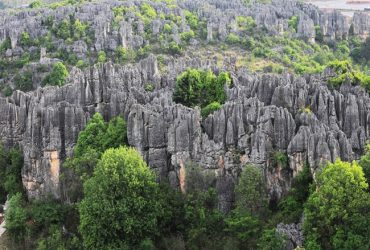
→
(277, 222, 304, 250)
(0, 54, 370, 212)
(0, 0, 369, 68)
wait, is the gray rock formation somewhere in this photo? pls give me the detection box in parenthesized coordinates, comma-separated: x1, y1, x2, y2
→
(277, 222, 304, 250)
(0, 54, 370, 212)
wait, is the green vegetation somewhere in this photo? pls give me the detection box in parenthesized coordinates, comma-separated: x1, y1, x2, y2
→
(63, 113, 127, 201)
(4, 115, 370, 250)
(14, 71, 33, 92)
(304, 160, 370, 249)
(0, 143, 24, 203)
(201, 101, 222, 118)
(173, 69, 231, 117)
(42, 62, 69, 86)
(29, 0, 42, 8)
(97, 51, 106, 63)
(5, 193, 27, 243)
(144, 83, 155, 92)
(79, 147, 162, 249)
(326, 60, 370, 91)
(271, 151, 289, 169)
(288, 16, 299, 32)
(276, 164, 313, 223)
(5, 193, 79, 249)
(359, 143, 370, 189)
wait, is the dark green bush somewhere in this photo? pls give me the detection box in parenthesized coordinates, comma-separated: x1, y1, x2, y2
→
(42, 62, 69, 86)
(271, 151, 289, 169)
(167, 41, 182, 55)
(173, 69, 231, 111)
(14, 71, 33, 92)
(0, 145, 25, 202)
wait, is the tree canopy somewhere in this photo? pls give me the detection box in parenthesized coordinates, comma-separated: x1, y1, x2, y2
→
(173, 69, 231, 117)
(78, 147, 163, 249)
(304, 160, 370, 250)
(42, 62, 69, 86)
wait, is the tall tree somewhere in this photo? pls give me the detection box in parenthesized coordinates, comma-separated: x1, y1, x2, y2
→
(78, 147, 162, 249)
(304, 160, 370, 250)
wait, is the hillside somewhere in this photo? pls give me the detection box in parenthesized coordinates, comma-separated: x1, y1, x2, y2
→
(0, 0, 370, 249)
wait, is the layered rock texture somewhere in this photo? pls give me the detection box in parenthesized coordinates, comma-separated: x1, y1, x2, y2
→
(0, 0, 369, 78)
(1, 0, 370, 210)
(1, 54, 370, 212)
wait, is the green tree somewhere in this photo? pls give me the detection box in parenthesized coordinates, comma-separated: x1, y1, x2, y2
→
(0, 142, 8, 203)
(19, 32, 31, 47)
(5, 193, 27, 243)
(55, 19, 71, 40)
(73, 113, 107, 158)
(42, 62, 69, 86)
(64, 113, 128, 197)
(102, 116, 127, 149)
(4, 148, 24, 197)
(224, 165, 268, 248)
(73, 19, 87, 40)
(277, 164, 313, 224)
(78, 147, 163, 249)
(359, 143, 370, 188)
(304, 160, 370, 250)
(179, 165, 224, 249)
(14, 71, 33, 92)
(173, 69, 231, 110)
(257, 229, 286, 250)
(0, 144, 24, 202)
(234, 165, 268, 216)
(97, 51, 106, 63)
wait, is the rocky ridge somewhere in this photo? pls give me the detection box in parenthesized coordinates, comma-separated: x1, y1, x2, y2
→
(0, 54, 369, 213)
(0, 0, 369, 74)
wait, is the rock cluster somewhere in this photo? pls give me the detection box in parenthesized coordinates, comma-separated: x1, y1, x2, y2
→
(0, 54, 369, 213)
(0, 0, 369, 65)
(277, 222, 304, 250)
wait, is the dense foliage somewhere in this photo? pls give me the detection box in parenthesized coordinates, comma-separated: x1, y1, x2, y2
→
(79, 147, 162, 249)
(173, 69, 231, 117)
(63, 113, 127, 202)
(66, 113, 127, 177)
(304, 160, 370, 249)
(0, 144, 24, 203)
(42, 62, 69, 86)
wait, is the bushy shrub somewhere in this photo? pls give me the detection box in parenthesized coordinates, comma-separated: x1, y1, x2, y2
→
(180, 30, 195, 43)
(42, 62, 69, 86)
(97, 51, 106, 63)
(226, 33, 240, 45)
(271, 151, 289, 169)
(201, 101, 222, 118)
(184, 10, 199, 30)
(0, 145, 24, 202)
(288, 16, 299, 32)
(29, 0, 42, 8)
(14, 71, 33, 91)
(257, 229, 286, 250)
(5, 193, 27, 243)
(173, 69, 231, 110)
(167, 41, 182, 55)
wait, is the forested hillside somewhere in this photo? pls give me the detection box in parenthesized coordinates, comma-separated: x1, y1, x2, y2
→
(0, 0, 369, 249)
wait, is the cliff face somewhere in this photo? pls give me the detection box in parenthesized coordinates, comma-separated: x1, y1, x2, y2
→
(1, 0, 370, 209)
(0, 54, 369, 210)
